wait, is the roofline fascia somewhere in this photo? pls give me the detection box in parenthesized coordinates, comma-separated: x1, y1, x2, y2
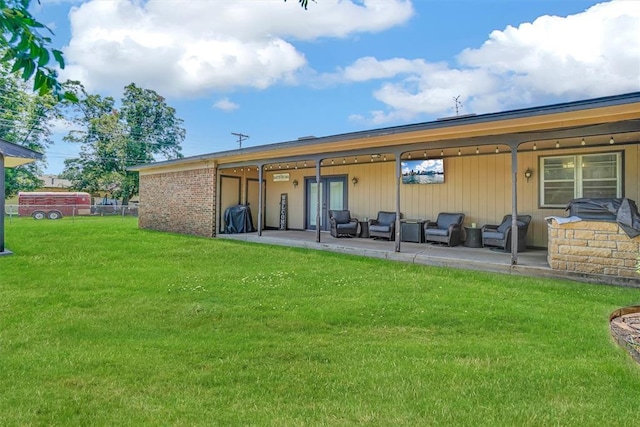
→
(0, 138, 44, 161)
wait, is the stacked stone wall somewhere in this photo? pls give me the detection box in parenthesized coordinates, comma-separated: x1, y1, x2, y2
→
(139, 167, 216, 237)
(548, 219, 639, 278)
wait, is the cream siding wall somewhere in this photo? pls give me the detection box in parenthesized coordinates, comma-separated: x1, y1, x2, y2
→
(206, 145, 640, 247)
(264, 169, 308, 229)
(248, 144, 638, 248)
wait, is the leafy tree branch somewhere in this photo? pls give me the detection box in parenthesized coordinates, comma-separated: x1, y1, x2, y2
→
(0, 0, 75, 100)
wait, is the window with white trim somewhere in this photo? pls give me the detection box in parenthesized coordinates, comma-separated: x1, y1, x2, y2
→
(540, 152, 622, 207)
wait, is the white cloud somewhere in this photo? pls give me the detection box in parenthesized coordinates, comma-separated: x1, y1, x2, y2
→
(458, 1, 640, 99)
(330, 0, 640, 123)
(328, 57, 431, 82)
(213, 98, 239, 112)
(60, 0, 414, 97)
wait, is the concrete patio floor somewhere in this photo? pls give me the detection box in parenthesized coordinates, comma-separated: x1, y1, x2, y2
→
(219, 230, 639, 288)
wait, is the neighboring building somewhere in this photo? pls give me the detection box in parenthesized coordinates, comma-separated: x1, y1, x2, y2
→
(39, 174, 72, 191)
(129, 93, 640, 276)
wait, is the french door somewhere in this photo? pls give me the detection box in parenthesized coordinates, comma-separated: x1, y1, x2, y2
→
(305, 176, 347, 231)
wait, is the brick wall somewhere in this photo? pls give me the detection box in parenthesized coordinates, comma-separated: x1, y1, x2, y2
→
(139, 167, 217, 237)
(547, 219, 639, 278)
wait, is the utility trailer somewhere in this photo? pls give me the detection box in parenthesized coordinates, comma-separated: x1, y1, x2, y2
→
(18, 192, 92, 219)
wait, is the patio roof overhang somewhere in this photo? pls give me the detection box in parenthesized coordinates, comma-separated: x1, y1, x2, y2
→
(1, 139, 44, 255)
(0, 139, 44, 167)
(130, 92, 640, 173)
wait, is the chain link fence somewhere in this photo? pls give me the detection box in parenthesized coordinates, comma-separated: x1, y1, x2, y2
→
(4, 204, 139, 219)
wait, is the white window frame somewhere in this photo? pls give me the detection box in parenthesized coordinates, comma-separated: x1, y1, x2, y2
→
(539, 152, 622, 208)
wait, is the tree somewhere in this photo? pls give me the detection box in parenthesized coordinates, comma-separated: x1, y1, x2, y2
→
(0, 57, 58, 197)
(61, 82, 185, 204)
(0, 1, 75, 100)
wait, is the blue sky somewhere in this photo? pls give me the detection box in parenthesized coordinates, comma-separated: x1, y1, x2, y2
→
(35, 0, 640, 174)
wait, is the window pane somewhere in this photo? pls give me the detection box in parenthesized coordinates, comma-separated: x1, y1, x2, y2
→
(544, 181, 575, 205)
(329, 181, 344, 210)
(309, 182, 322, 226)
(582, 180, 618, 198)
(543, 156, 575, 180)
(581, 154, 617, 180)
(542, 156, 575, 205)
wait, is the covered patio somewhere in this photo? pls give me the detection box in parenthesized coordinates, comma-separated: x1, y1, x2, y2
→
(218, 229, 638, 288)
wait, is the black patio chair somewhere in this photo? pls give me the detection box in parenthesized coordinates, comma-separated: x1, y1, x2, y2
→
(368, 211, 399, 240)
(481, 214, 532, 252)
(329, 210, 359, 238)
(424, 212, 465, 246)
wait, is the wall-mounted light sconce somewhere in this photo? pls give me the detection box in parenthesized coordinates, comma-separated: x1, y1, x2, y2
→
(555, 141, 560, 149)
(351, 177, 358, 186)
(292, 179, 299, 188)
(609, 136, 615, 145)
(524, 168, 533, 183)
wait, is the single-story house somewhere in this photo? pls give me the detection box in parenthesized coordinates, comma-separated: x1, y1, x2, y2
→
(130, 92, 640, 278)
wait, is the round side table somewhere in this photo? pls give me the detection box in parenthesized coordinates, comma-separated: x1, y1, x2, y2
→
(464, 227, 483, 248)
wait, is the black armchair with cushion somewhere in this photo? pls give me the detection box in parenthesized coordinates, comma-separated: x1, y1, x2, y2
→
(368, 211, 399, 240)
(329, 210, 359, 238)
(481, 214, 532, 252)
(424, 212, 465, 246)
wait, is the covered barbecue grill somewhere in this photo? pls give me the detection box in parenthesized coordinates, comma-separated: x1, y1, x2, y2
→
(223, 204, 255, 233)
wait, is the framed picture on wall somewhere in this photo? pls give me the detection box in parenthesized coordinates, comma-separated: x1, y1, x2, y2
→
(401, 159, 445, 184)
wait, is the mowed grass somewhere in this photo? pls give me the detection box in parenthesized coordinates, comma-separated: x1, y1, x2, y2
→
(1, 216, 639, 426)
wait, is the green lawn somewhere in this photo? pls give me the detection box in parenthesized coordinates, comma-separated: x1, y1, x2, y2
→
(1, 216, 639, 426)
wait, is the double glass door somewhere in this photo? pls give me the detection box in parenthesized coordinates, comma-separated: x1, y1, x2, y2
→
(306, 176, 347, 231)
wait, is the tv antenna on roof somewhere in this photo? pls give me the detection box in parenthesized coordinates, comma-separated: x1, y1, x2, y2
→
(231, 132, 249, 149)
(453, 95, 463, 116)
